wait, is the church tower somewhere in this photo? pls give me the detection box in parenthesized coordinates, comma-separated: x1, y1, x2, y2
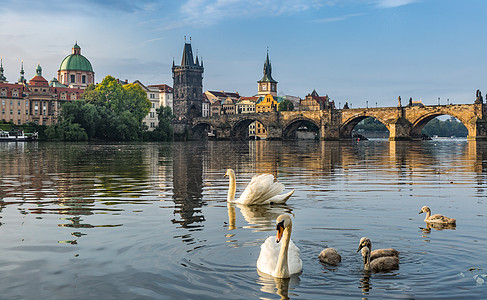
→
(172, 39, 204, 121)
(257, 50, 277, 97)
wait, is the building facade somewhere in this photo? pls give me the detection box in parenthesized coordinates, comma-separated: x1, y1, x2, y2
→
(172, 42, 204, 121)
(134, 80, 160, 130)
(299, 90, 335, 111)
(1, 64, 83, 126)
(148, 84, 173, 111)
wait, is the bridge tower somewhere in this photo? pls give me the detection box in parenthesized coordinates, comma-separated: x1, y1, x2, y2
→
(172, 39, 204, 139)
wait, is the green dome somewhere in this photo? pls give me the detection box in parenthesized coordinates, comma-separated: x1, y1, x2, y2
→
(59, 53, 93, 72)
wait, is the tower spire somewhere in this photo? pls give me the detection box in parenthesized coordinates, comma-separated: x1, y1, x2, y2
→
(0, 57, 6, 82)
(18, 60, 25, 84)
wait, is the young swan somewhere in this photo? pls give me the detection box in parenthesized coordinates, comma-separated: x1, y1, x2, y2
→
(357, 237, 399, 261)
(318, 248, 341, 266)
(257, 214, 303, 278)
(224, 169, 294, 205)
(419, 206, 456, 224)
(360, 246, 399, 272)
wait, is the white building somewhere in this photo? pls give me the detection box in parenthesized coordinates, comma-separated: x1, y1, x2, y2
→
(134, 80, 160, 131)
(148, 84, 173, 111)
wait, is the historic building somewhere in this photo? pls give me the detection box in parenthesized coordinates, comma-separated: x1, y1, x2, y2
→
(148, 84, 173, 111)
(57, 43, 95, 88)
(172, 41, 204, 121)
(134, 80, 160, 130)
(205, 91, 240, 104)
(1, 63, 83, 126)
(299, 90, 335, 111)
(257, 51, 277, 97)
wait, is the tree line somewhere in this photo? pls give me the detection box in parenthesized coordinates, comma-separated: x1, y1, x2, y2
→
(354, 117, 468, 137)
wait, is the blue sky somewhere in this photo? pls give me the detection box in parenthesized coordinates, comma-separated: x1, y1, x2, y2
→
(0, 0, 486, 107)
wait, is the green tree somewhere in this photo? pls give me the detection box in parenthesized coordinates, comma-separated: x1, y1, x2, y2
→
(149, 106, 174, 141)
(278, 99, 294, 111)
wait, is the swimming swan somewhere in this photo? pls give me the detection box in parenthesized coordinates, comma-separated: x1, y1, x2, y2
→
(257, 214, 303, 278)
(360, 246, 399, 272)
(357, 237, 399, 261)
(318, 248, 341, 266)
(225, 169, 294, 205)
(419, 206, 456, 224)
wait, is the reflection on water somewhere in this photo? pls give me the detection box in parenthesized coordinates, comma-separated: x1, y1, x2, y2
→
(0, 140, 487, 299)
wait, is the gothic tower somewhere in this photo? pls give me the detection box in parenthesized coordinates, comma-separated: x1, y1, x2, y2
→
(257, 50, 277, 97)
(172, 40, 204, 121)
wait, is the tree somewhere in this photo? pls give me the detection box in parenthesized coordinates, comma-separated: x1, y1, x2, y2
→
(47, 75, 154, 141)
(278, 99, 294, 111)
(148, 106, 174, 141)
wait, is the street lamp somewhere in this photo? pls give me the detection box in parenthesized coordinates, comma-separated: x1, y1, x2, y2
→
(366, 100, 368, 108)
(438, 97, 440, 105)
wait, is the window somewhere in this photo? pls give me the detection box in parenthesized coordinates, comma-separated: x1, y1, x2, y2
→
(18, 101, 21, 106)
(18, 109, 20, 115)
(82, 75, 86, 84)
(1, 108, 4, 114)
(0, 89, 6, 96)
(13, 90, 18, 97)
(25, 110, 28, 115)
(1, 100, 4, 105)
(70, 75, 75, 83)
(10, 109, 13, 115)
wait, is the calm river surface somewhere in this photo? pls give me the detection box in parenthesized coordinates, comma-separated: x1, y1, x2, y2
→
(0, 140, 486, 299)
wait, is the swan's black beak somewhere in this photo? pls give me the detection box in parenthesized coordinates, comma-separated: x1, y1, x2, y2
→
(357, 244, 363, 253)
(276, 221, 284, 243)
(418, 210, 423, 214)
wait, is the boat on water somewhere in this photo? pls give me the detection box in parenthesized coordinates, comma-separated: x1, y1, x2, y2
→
(0, 130, 38, 142)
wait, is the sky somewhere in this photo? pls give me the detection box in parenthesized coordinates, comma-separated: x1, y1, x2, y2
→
(0, 0, 486, 108)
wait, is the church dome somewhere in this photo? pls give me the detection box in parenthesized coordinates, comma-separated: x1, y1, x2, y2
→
(59, 43, 93, 72)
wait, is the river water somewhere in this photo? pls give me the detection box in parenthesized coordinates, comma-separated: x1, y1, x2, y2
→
(0, 140, 486, 299)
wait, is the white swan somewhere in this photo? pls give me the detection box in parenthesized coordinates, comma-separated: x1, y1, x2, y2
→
(360, 246, 399, 272)
(419, 206, 456, 224)
(224, 169, 294, 205)
(257, 214, 303, 278)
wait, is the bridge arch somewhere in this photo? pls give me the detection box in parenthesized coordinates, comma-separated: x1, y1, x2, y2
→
(409, 108, 471, 139)
(340, 114, 390, 139)
(282, 117, 320, 139)
(192, 121, 212, 140)
(232, 116, 270, 140)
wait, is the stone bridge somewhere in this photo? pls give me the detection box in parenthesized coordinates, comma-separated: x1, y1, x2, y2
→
(190, 103, 487, 140)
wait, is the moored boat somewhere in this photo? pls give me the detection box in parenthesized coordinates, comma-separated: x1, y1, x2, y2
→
(0, 130, 38, 141)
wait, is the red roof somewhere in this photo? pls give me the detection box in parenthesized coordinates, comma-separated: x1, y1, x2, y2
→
(29, 75, 49, 87)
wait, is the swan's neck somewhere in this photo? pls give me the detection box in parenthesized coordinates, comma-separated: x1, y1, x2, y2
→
(362, 248, 371, 272)
(275, 224, 292, 278)
(227, 172, 236, 202)
(424, 209, 431, 221)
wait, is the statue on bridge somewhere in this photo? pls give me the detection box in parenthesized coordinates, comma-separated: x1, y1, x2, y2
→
(398, 96, 402, 107)
(343, 102, 349, 109)
(408, 97, 413, 106)
(475, 89, 483, 104)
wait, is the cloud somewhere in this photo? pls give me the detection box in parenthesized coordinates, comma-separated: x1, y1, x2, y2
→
(315, 13, 364, 23)
(374, 0, 419, 8)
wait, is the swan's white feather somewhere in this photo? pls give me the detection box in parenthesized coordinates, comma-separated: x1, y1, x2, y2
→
(257, 236, 303, 277)
(236, 174, 293, 205)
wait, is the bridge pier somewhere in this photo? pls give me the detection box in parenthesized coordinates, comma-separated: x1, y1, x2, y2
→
(467, 118, 487, 140)
(388, 117, 413, 141)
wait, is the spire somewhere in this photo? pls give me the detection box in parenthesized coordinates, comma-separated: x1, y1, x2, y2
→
(180, 41, 195, 67)
(18, 60, 25, 83)
(258, 49, 277, 83)
(195, 49, 199, 66)
(0, 57, 6, 82)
